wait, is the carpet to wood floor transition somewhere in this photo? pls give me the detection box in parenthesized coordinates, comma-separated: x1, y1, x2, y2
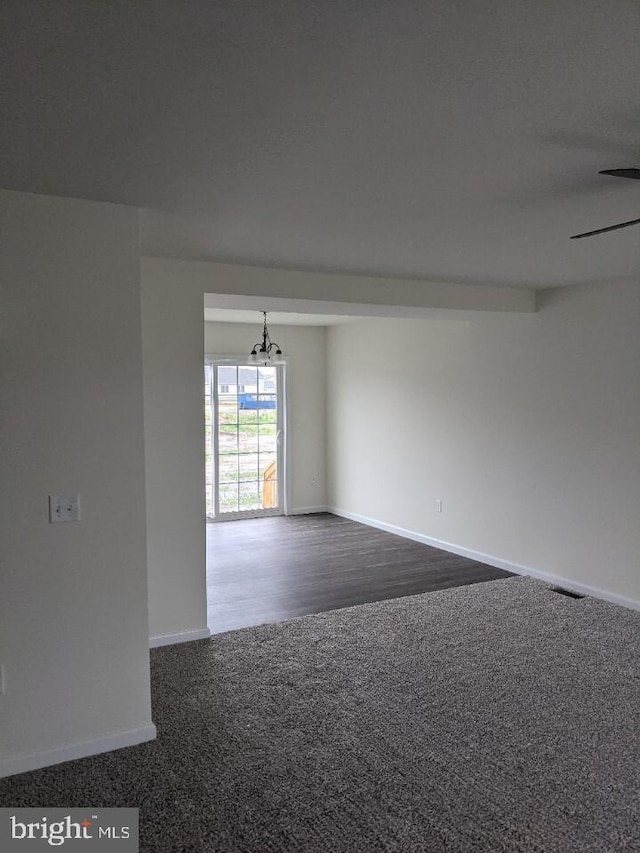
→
(2, 576, 639, 852)
(207, 513, 513, 633)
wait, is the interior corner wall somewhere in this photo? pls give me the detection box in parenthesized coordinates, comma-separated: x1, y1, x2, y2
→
(205, 322, 327, 512)
(326, 279, 640, 605)
(0, 191, 153, 772)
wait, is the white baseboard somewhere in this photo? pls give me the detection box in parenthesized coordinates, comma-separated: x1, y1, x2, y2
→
(328, 507, 640, 613)
(288, 506, 328, 516)
(0, 723, 157, 780)
(149, 627, 211, 648)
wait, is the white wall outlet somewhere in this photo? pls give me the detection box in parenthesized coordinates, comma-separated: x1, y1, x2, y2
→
(49, 494, 81, 523)
(435, 499, 443, 513)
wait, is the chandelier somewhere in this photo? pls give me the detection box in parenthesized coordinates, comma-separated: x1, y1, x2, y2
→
(248, 311, 284, 365)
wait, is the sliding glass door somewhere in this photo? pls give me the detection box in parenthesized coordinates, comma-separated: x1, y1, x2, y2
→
(205, 362, 284, 520)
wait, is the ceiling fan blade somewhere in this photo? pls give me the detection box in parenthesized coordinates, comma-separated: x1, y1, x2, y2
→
(571, 217, 640, 239)
(599, 168, 640, 180)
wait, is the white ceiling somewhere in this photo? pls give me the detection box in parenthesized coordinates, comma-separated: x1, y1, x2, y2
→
(1, 1, 638, 288)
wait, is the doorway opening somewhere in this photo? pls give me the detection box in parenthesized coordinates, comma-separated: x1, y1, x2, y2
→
(205, 360, 285, 521)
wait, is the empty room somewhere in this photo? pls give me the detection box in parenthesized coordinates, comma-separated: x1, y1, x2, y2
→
(1, 2, 639, 851)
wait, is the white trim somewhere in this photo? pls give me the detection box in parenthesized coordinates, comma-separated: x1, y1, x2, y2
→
(328, 507, 640, 613)
(282, 362, 291, 517)
(208, 507, 282, 523)
(0, 724, 157, 780)
(212, 360, 220, 518)
(149, 628, 211, 648)
(288, 506, 329, 516)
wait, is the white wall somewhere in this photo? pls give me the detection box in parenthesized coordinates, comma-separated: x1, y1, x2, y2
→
(326, 279, 640, 605)
(142, 302, 328, 645)
(141, 273, 208, 644)
(145, 257, 534, 313)
(205, 322, 327, 512)
(144, 254, 461, 645)
(141, 255, 637, 649)
(0, 191, 154, 775)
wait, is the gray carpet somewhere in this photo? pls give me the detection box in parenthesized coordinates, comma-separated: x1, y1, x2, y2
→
(2, 576, 639, 852)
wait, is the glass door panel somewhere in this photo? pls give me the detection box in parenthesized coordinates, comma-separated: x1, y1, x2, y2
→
(205, 362, 283, 519)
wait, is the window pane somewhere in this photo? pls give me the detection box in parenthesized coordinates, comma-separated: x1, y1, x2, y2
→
(219, 482, 238, 513)
(239, 481, 261, 511)
(238, 406, 259, 424)
(258, 424, 277, 453)
(258, 367, 276, 393)
(218, 397, 238, 425)
(218, 424, 238, 454)
(217, 365, 237, 390)
(257, 405, 277, 424)
(238, 453, 259, 482)
(237, 429, 259, 454)
(260, 452, 278, 509)
(219, 456, 238, 482)
(259, 453, 277, 481)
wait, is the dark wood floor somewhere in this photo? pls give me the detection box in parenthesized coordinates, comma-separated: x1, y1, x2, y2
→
(206, 513, 512, 634)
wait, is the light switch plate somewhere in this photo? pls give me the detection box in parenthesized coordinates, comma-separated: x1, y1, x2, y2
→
(49, 494, 81, 523)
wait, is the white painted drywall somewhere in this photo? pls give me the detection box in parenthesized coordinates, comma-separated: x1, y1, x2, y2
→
(0, 191, 154, 771)
(140, 256, 536, 642)
(205, 322, 327, 512)
(141, 274, 209, 642)
(147, 257, 535, 313)
(326, 279, 640, 604)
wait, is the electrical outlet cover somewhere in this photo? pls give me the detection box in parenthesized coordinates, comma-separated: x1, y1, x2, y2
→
(49, 494, 81, 523)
